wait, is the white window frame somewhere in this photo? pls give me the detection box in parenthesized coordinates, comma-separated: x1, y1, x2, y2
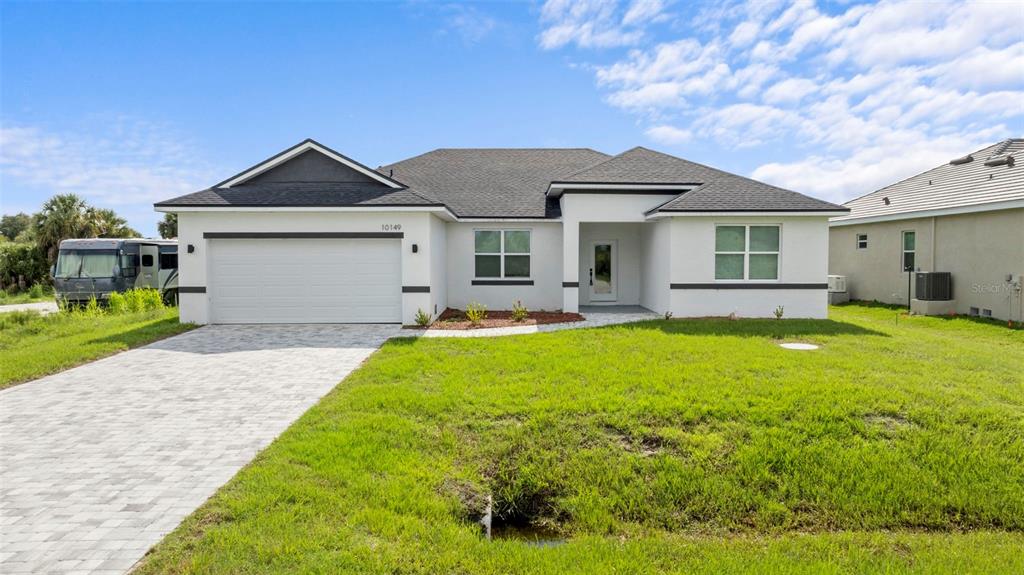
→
(901, 230, 916, 272)
(856, 233, 868, 249)
(473, 229, 532, 280)
(714, 224, 781, 282)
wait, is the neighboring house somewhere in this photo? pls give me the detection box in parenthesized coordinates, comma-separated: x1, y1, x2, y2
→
(155, 139, 846, 325)
(829, 139, 1024, 322)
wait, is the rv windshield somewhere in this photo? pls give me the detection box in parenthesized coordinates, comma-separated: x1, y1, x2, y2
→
(55, 249, 118, 278)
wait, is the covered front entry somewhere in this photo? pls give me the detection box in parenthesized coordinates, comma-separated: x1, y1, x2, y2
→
(208, 237, 402, 323)
(578, 223, 643, 306)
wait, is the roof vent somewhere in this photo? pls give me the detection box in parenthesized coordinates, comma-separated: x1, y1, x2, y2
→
(984, 155, 1015, 167)
(949, 154, 973, 165)
(883, 197, 891, 205)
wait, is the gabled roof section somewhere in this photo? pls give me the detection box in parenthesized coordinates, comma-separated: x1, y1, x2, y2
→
(554, 146, 721, 185)
(552, 147, 845, 213)
(215, 139, 405, 189)
(833, 139, 1024, 223)
(379, 148, 610, 218)
(155, 182, 442, 208)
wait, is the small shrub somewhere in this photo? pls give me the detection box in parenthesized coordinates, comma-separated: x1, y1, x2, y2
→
(82, 296, 102, 316)
(774, 305, 785, 320)
(121, 288, 165, 313)
(466, 302, 487, 325)
(28, 283, 45, 299)
(108, 291, 128, 315)
(511, 300, 528, 322)
(414, 308, 432, 327)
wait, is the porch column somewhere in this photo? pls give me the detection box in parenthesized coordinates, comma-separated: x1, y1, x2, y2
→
(562, 219, 579, 313)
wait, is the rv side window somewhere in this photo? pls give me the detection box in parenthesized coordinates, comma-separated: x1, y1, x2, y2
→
(121, 254, 139, 276)
(159, 253, 178, 269)
(142, 254, 154, 267)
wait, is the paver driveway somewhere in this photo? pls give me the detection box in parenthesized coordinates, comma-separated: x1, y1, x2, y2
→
(0, 324, 402, 574)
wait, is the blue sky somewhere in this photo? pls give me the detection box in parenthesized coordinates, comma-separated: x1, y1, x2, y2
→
(2, 0, 1022, 236)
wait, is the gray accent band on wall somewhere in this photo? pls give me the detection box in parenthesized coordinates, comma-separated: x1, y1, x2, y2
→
(178, 286, 206, 293)
(203, 232, 404, 239)
(402, 286, 430, 293)
(471, 280, 535, 286)
(670, 283, 828, 290)
(562, 282, 579, 288)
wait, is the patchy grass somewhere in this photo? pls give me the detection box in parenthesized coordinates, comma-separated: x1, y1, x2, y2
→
(0, 284, 53, 305)
(0, 307, 195, 389)
(136, 305, 1023, 574)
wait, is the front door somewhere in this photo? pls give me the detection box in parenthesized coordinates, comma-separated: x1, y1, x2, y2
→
(589, 240, 617, 302)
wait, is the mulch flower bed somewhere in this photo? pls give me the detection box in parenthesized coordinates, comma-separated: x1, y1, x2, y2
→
(416, 308, 584, 330)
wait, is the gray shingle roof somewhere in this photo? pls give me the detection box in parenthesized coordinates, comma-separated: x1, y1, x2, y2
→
(155, 142, 845, 216)
(154, 182, 441, 208)
(558, 147, 844, 212)
(379, 148, 610, 218)
(833, 139, 1024, 223)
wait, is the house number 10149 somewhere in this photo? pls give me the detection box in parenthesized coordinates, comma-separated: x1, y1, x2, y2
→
(382, 224, 402, 232)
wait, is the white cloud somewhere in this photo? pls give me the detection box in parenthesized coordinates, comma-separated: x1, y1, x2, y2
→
(762, 77, 819, 104)
(0, 118, 214, 231)
(751, 127, 1008, 203)
(440, 4, 496, 44)
(538, 0, 668, 49)
(645, 124, 692, 144)
(539, 0, 1024, 202)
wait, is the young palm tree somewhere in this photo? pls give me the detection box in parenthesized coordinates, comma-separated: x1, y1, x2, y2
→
(34, 194, 91, 261)
(87, 208, 139, 238)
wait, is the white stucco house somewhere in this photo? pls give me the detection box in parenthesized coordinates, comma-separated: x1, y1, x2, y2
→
(155, 139, 847, 325)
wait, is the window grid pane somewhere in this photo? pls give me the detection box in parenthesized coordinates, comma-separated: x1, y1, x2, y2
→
(504, 255, 530, 277)
(715, 226, 745, 252)
(474, 230, 500, 253)
(903, 231, 916, 251)
(475, 255, 501, 277)
(749, 254, 778, 279)
(749, 226, 779, 252)
(715, 254, 745, 280)
(504, 231, 530, 254)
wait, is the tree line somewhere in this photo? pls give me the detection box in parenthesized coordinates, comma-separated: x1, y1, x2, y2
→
(0, 194, 177, 291)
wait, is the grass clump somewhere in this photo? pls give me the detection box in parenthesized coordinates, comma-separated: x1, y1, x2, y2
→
(135, 304, 1024, 574)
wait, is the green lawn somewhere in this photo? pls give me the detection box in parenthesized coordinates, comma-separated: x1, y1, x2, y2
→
(136, 305, 1023, 574)
(0, 307, 196, 389)
(0, 285, 54, 305)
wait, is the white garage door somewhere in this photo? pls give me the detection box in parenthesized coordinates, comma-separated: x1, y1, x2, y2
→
(208, 238, 402, 324)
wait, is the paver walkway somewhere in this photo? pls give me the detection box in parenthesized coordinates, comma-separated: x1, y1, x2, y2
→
(0, 324, 401, 574)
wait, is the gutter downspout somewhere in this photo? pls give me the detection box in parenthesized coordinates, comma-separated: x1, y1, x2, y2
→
(930, 217, 936, 271)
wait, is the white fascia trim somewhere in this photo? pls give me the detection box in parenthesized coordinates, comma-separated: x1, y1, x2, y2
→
(455, 217, 561, 223)
(220, 141, 402, 189)
(547, 183, 692, 197)
(829, 199, 1024, 227)
(155, 205, 453, 215)
(647, 211, 848, 220)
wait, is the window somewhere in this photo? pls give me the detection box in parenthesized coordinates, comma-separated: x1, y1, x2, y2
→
(856, 234, 868, 249)
(715, 225, 780, 280)
(54, 250, 118, 279)
(474, 230, 530, 278)
(141, 254, 154, 267)
(901, 230, 915, 272)
(159, 253, 178, 269)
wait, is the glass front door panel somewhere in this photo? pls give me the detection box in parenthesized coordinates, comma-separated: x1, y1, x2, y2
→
(593, 243, 612, 295)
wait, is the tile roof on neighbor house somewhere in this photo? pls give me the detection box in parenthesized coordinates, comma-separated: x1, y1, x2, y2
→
(832, 138, 1024, 223)
(156, 140, 846, 217)
(379, 148, 610, 218)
